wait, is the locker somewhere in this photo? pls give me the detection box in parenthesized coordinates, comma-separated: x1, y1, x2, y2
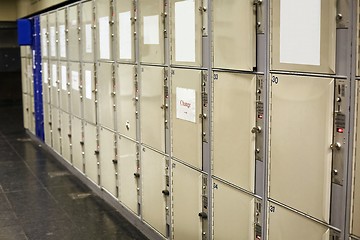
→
(57, 9, 67, 60)
(59, 62, 69, 112)
(71, 116, 84, 173)
(97, 62, 115, 130)
(213, 72, 256, 191)
(96, 0, 113, 61)
(69, 62, 82, 118)
(60, 111, 71, 163)
(20, 46, 26, 58)
(141, 147, 166, 236)
(22, 94, 29, 129)
(40, 15, 48, 58)
(50, 62, 59, 107)
(51, 107, 61, 154)
(67, 5, 80, 61)
(271, 0, 336, 73)
(99, 127, 117, 197)
(171, 68, 202, 169)
(140, 66, 165, 152)
(269, 75, 333, 222)
(28, 58, 34, 96)
(84, 122, 98, 183)
(118, 136, 138, 214)
(21, 58, 28, 94)
(116, 64, 136, 139)
(115, 0, 135, 62)
(268, 203, 330, 240)
(172, 161, 202, 240)
(48, 12, 57, 59)
(170, 0, 202, 66)
(42, 61, 50, 104)
(212, 0, 255, 70)
(138, 0, 164, 64)
(212, 180, 254, 240)
(82, 63, 96, 124)
(81, 1, 94, 62)
(44, 103, 52, 146)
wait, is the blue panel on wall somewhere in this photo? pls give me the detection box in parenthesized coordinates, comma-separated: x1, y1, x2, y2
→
(17, 19, 33, 46)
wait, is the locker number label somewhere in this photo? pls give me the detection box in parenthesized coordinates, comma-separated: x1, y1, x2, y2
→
(271, 76, 279, 84)
(269, 205, 276, 213)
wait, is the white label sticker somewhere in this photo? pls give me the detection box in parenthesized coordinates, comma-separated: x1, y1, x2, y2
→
(52, 64, 57, 87)
(42, 62, 48, 84)
(280, 0, 321, 65)
(42, 28, 47, 57)
(143, 15, 159, 45)
(71, 71, 79, 91)
(85, 24, 93, 53)
(175, 0, 195, 62)
(50, 26, 56, 57)
(61, 65, 67, 90)
(119, 11, 132, 59)
(99, 16, 110, 59)
(59, 25, 66, 58)
(176, 87, 196, 123)
(85, 70, 92, 99)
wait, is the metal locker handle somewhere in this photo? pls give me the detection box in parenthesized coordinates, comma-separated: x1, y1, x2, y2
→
(330, 142, 341, 150)
(198, 212, 208, 219)
(251, 126, 262, 133)
(112, 159, 118, 164)
(162, 190, 170, 196)
(134, 173, 140, 178)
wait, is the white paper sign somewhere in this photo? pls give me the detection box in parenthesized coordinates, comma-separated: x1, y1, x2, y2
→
(52, 64, 57, 87)
(176, 87, 196, 123)
(99, 16, 110, 59)
(59, 25, 66, 58)
(85, 70, 92, 99)
(119, 11, 132, 59)
(50, 26, 56, 57)
(175, 0, 195, 62)
(280, 0, 321, 65)
(42, 62, 48, 84)
(85, 24, 93, 53)
(71, 71, 79, 91)
(143, 15, 159, 45)
(61, 65, 67, 90)
(42, 28, 47, 57)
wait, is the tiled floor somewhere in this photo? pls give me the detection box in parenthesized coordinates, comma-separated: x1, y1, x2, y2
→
(0, 104, 149, 240)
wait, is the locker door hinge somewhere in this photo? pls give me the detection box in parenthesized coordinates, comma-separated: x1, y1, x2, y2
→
(164, 68, 169, 129)
(254, 75, 264, 161)
(164, 157, 171, 235)
(200, 175, 208, 240)
(200, 0, 208, 37)
(201, 71, 209, 143)
(254, 199, 262, 239)
(162, 0, 168, 38)
(336, 0, 349, 28)
(329, 229, 341, 240)
(253, 0, 264, 33)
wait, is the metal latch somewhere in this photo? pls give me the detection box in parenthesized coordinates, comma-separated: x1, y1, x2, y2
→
(336, 0, 349, 28)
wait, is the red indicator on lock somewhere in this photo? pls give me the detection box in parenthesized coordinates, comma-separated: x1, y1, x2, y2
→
(337, 128, 344, 133)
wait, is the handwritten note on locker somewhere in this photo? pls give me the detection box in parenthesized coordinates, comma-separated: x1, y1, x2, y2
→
(71, 71, 79, 91)
(42, 28, 47, 57)
(85, 70, 92, 99)
(42, 62, 48, 84)
(61, 65, 67, 90)
(175, 0, 195, 62)
(85, 24, 93, 53)
(59, 25, 66, 58)
(52, 64, 57, 87)
(176, 87, 196, 123)
(50, 26, 56, 57)
(119, 11, 132, 59)
(143, 15, 159, 45)
(99, 16, 110, 59)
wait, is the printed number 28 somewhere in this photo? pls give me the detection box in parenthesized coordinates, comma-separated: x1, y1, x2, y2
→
(272, 76, 279, 84)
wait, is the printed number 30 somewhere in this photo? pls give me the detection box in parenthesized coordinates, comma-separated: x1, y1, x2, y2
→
(272, 76, 279, 84)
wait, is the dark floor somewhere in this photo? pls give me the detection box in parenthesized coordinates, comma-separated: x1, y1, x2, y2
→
(0, 104, 149, 240)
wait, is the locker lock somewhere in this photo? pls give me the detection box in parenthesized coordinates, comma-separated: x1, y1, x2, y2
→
(162, 190, 170, 196)
(251, 126, 262, 133)
(94, 150, 100, 155)
(198, 212, 208, 219)
(330, 142, 341, 150)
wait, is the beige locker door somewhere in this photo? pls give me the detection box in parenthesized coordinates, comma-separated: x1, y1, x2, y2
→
(42, 61, 50, 104)
(68, 5, 79, 62)
(140, 66, 165, 151)
(171, 68, 202, 169)
(213, 72, 256, 191)
(118, 136, 138, 214)
(51, 108, 61, 154)
(213, 180, 254, 240)
(44, 103, 52, 146)
(271, 0, 336, 73)
(28, 58, 34, 96)
(141, 146, 166, 236)
(96, 0, 113, 61)
(22, 94, 29, 129)
(99, 127, 117, 196)
(81, 1, 94, 62)
(69, 62, 82, 118)
(82, 63, 96, 124)
(57, 9, 67, 61)
(213, 0, 255, 70)
(268, 203, 330, 240)
(115, 0, 135, 62)
(48, 12, 57, 59)
(59, 62, 69, 112)
(84, 122, 98, 183)
(71, 116, 84, 172)
(170, 0, 202, 66)
(21, 58, 28, 94)
(29, 97, 35, 134)
(60, 112, 71, 163)
(50, 62, 59, 107)
(270, 75, 333, 222)
(40, 15, 48, 58)
(172, 162, 202, 240)
(97, 62, 115, 130)
(116, 64, 136, 139)
(139, 0, 164, 64)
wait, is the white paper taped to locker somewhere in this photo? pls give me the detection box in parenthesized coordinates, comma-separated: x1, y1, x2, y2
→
(98, 16, 110, 59)
(85, 24, 92, 53)
(143, 15, 159, 45)
(71, 71, 79, 91)
(119, 11, 132, 59)
(85, 70, 92, 99)
(61, 65, 67, 90)
(176, 87, 196, 123)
